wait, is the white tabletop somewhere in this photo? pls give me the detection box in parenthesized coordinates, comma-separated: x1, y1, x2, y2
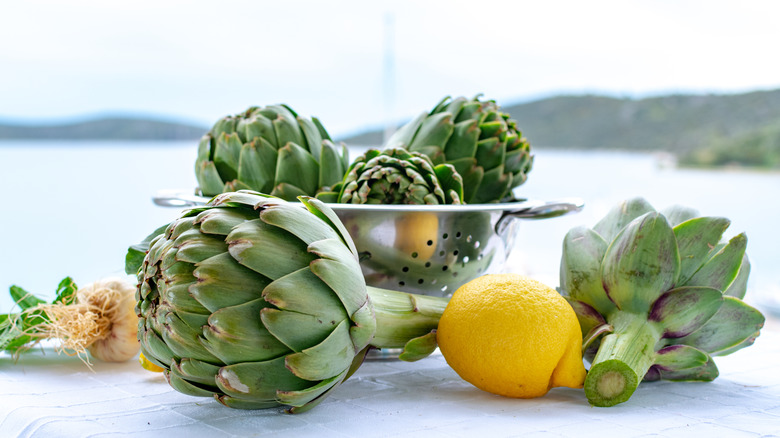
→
(2, 319, 779, 438)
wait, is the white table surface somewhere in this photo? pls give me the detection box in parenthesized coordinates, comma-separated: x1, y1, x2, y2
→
(2, 320, 779, 438)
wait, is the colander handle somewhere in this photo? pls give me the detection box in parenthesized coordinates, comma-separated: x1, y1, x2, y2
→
(496, 197, 585, 234)
(152, 190, 209, 207)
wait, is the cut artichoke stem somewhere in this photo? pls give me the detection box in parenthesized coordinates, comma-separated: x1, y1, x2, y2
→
(585, 312, 662, 407)
(365, 286, 448, 350)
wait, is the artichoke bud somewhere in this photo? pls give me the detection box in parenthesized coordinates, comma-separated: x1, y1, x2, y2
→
(195, 105, 348, 201)
(560, 197, 765, 407)
(131, 191, 447, 412)
(331, 148, 464, 205)
(386, 95, 533, 203)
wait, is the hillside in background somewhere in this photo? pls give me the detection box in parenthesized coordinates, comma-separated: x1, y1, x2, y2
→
(0, 117, 207, 141)
(341, 89, 780, 168)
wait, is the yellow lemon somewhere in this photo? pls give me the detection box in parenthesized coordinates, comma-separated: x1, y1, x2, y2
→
(139, 352, 164, 372)
(437, 273, 586, 398)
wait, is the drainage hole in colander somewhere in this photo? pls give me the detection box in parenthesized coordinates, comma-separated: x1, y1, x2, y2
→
(463, 256, 470, 264)
(442, 233, 449, 239)
(442, 265, 449, 271)
(439, 250, 445, 256)
(402, 266, 409, 272)
(418, 278, 424, 284)
(431, 279, 437, 285)
(453, 250, 459, 256)
(452, 272, 459, 278)
(477, 253, 484, 261)
(455, 232, 462, 238)
(426, 240, 433, 246)
(411, 252, 418, 258)
(466, 235, 472, 243)
(474, 241, 480, 249)
(441, 285, 448, 292)
(425, 262, 431, 268)
(399, 281, 405, 287)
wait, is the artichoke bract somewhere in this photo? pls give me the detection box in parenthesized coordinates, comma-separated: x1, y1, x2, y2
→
(127, 191, 447, 413)
(319, 148, 464, 204)
(195, 105, 349, 201)
(385, 95, 533, 203)
(559, 198, 764, 407)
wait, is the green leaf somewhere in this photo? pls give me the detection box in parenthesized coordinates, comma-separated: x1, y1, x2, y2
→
(297, 117, 323, 161)
(675, 296, 764, 355)
(126, 223, 170, 275)
(236, 138, 277, 194)
(190, 252, 270, 312)
(673, 217, 730, 285)
(213, 133, 243, 182)
(216, 356, 309, 402)
(661, 205, 700, 227)
(398, 330, 438, 362)
(593, 197, 656, 242)
(474, 137, 504, 171)
(54, 277, 77, 304)
(385, 112, 426, 149)
(601, 212, 680, 313)
(443, 119, 479, 160)
(657, 355, 719, 381)
(226, 218, 316, 279)
(724, 253, 750, 299)
(9, 286, 45, 310)
(408, 112, 454, 151)
(649, 286, 723, 338)
(684, 233, 747, 291)
(319, 141, 347, 191)
(560, 227, 614, 315)
(285, 320, 354, 381)
(274, 142, 319, 196)
(654, 345, 710, 371)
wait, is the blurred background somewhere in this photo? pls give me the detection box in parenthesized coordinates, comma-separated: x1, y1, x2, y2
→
(1, 0, 778, 314)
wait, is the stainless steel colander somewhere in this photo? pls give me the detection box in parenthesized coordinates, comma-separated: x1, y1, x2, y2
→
(152, 191, 583, 297)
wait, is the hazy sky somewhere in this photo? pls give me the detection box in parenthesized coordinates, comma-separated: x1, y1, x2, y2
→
(2, 0, 779, 135)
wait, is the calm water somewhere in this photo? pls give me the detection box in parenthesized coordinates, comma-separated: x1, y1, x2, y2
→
(1, 143, 778, 314)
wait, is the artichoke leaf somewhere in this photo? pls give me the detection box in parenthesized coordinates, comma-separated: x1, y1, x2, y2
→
(141, 329, 177, 368)
(649, 286, 723, 338)
(560, 227, 614, 315)
(161, 311, 221, 363)
(408, 112, 454, 152)
(319, 141, 347, 191)
(227, 219, 316, 279)
(216, 356, 309, 402)
(654, 344, 710, 371)
(195, 160, 225, 198)
(724, 253, 751, 299)
(262, 267, 348, 320)
(684, 233, 747, 291)
(474, 137, 504, 171)
(275, 142, 319, 196)
(397, 330, 438, 362)
(300, 197, 359, 256)
(259, 200, 342, 246)
(213, 133, 243, 182)
(162, 283, 209, 315)
(276, 368, 347, 408)
(601, 212, 680, 314)
(240, 112, 276, 146)
(656, 355, 720, 381)
(285, 320, 355, 381)
(673, 217, 731, 285)
(661, 205, 701, 227)
(203, 299, 289, 364)
(675, 296, 765, 355)
(236, 139, 277, 194)
(593, 197, 656, 243)
(472, 165, 512, 204)
(271, 106, 306, 148)
(191, 252, 269, 312)
(172, 358, 221, 388)
(195, 207, 258, 237)
(297, 116, 323, 161)
(175, 234, 228, 264)
(309, 239, 369, 317)
(443, 119, 479, 160)
(166, 369, 216, 398)
(260, 307, 342, 353)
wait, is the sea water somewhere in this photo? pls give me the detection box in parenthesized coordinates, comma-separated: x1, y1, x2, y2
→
(0, 143, 777, 315)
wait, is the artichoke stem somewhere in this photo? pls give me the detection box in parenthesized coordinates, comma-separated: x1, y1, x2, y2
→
(365, 286, 448, 349)
(585, 312, 661, 407)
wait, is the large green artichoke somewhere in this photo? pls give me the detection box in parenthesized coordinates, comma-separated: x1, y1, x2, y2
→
(559, 197, 764, 407)
(319, 148, 464, 204)
(386, 95, 533, 203)
(127, 191, 447, 412)
(195, 105, 349, 201)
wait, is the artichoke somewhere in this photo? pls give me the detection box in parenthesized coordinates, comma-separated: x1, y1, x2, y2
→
(195, 105, 349, 201)
(127, 191, 447, 412)
(385, 95, 533, 203)
(559, 197, 764, 407)
(319, 148, 464, 205)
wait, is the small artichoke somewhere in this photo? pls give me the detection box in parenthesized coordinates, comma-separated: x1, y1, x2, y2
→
(386, 95, 533, 203)
(320, 148, 464, 205)
(128, 191, 447, 412)
(559, 197, 764, 407)
(195, 105, 349, 201)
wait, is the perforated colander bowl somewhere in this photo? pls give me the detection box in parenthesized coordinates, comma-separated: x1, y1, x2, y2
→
(153, 191, 583, 297)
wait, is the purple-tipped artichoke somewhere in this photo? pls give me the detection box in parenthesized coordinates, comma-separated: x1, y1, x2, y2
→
(559, 197, 764, 407)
